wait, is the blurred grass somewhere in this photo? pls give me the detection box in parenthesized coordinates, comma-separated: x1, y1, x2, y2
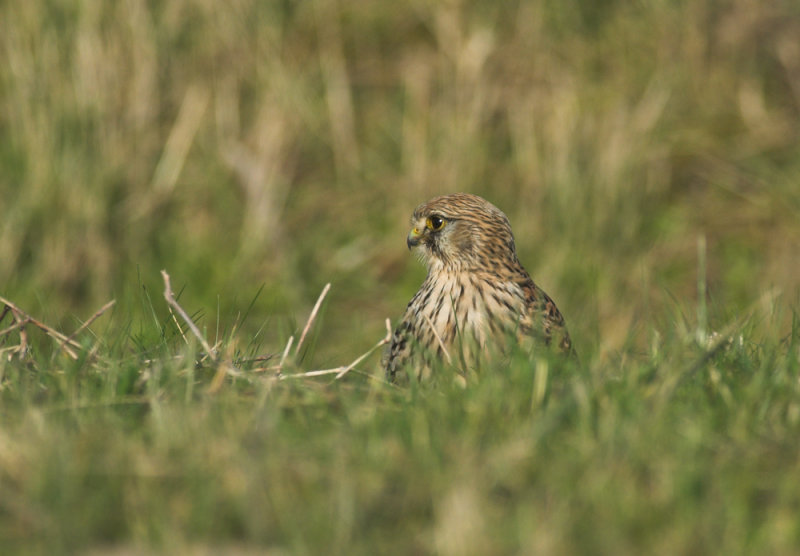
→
(1, 311, 799, 554)
(1, 0, 800, 553)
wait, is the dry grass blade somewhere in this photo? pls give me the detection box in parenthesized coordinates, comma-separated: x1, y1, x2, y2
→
(334, 318, 393, 379)
(152, 85, 209, 194)
(207, 361, 241, 394)
(167, 305, 190, 346)
(160, 270, 217, 362)
(281, 368, 343, 379)
(59, 299, 116, 351)
(0, 317, 31, 338)
(295, 282, 331, 357)
(423, 313, 452, 365)
(281, 319, 393, 380)
(272, 335, 295, 376)
(0, 296, 82, 359)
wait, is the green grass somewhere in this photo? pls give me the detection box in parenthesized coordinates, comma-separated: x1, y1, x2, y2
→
(1, 301, 799, 554)
(2, 0, 800, 553)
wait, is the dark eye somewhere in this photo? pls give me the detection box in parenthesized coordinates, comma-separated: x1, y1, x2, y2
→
(427, 215, 445, 231)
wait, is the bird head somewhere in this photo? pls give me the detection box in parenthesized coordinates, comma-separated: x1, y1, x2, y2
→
(406, 193, 518, 272)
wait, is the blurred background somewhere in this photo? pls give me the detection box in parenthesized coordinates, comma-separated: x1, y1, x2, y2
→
(1, 0, 799, 366)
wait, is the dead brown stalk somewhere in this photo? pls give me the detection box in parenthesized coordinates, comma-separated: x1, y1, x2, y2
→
(157, 274, 389, 386)
(161, 270, 217, 363)
(0, 296, 115, 361)
(280, 318, 392, 380)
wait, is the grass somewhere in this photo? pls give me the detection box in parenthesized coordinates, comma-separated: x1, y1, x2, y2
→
(1, 0, 800, 553)
(0, 295, 798, 554)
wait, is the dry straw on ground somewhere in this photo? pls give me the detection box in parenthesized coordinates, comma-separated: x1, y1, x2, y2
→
(0, 296, 115, 361)
(160, 270, 391, 387)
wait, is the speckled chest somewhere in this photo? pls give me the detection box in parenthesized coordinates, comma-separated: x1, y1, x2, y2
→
(404, 270, 529, 354)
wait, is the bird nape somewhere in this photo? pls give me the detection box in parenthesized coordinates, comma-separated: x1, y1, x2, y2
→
(382, 193, 573, 383)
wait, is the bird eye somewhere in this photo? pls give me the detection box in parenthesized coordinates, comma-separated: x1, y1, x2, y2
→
(426, 215, 445, 231)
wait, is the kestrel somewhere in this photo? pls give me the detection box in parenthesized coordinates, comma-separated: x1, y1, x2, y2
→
(383, 193, 573, 382)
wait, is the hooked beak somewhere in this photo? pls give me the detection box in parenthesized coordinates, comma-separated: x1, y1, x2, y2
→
(407, 226, 423, 250)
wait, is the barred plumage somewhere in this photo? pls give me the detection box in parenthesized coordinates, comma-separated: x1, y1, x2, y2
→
(383, 193, 572, 382)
